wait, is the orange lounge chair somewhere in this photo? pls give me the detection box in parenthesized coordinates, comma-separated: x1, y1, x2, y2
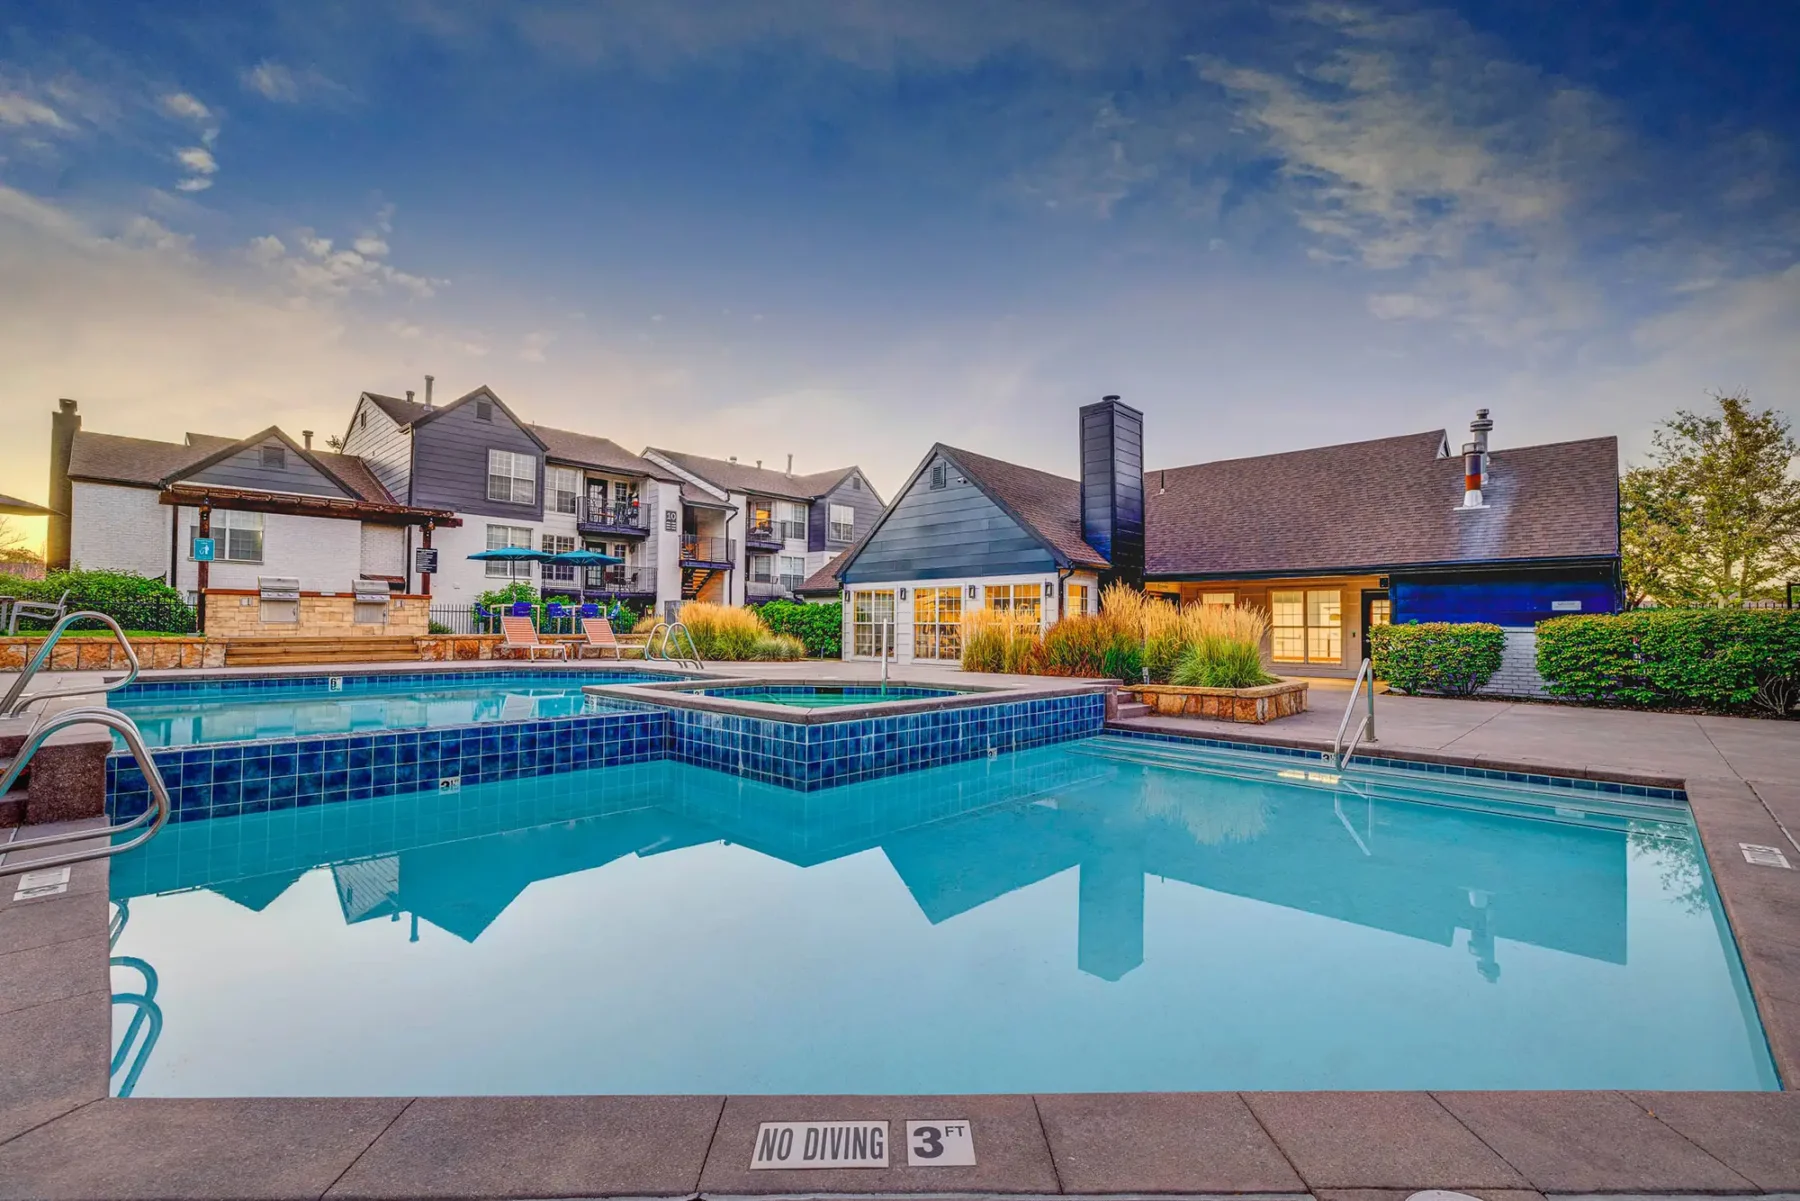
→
(501, 615, 569, 660)
(578, 617, 623, 660)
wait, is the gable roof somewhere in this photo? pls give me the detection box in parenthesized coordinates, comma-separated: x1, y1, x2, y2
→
(1145, 432, 1620, 576)
(796, 549, 852, 595)
(67, 428, 393, 505)
(644, 448, 866, 503)
(360, 391, 428, 427)
(937, 445, 1109, 569)
(68, 431, 228, 487)
(529, 424, 670, 478)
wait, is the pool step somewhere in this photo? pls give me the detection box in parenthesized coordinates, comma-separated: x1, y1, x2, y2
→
(222, 636, 424, 667)
(1114, 701, 1152, 720)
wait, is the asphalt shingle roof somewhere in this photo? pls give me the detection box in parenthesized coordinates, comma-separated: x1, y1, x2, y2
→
(1144, 432, 1620, 576)
(530, 425, 668, 478)
(68, 431, 220, 487)
(938, 444, 1110, 569)
(646, 448, 859, 502)
(362, 392, 430, 426)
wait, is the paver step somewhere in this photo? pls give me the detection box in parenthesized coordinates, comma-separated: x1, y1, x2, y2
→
(222, 636, 424, 668)
(1114, 702, 1151, 719)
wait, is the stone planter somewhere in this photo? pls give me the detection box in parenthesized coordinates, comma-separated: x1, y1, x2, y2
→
(1126, 680, 1308, 723)
(0, 636, 223, 672)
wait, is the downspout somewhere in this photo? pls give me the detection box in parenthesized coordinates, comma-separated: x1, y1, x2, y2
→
(1055, 565, 1075, 620)
(167, 502, 179, 591)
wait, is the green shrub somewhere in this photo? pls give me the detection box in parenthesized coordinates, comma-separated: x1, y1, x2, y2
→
(1369, 622, 1505, 696)
(11, 569, 196, 633)
(1537, 609, 1800, 714)
(1170, 638, 1278, 689)
(752, 599, 841, 658)
(427, 620, 453, 635)
(749, 632, 807, 661)
(475, 580, 538, 612)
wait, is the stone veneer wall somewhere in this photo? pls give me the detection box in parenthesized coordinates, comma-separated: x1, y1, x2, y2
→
(0, 637, 225, 672)
(202, 592, 430, 638)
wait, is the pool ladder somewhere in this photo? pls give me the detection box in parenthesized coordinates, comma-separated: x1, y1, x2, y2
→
(1331, 657, 1378, 770)
(643, 621, 703, 671)
(1, 613, 172, 871)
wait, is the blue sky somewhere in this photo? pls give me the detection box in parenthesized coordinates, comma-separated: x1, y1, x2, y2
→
(2, 0, 1796, 536)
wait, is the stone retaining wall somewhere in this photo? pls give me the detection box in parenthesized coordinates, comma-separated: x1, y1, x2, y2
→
(0, 637, 224, 672)
(1125, 680, 1309, 723)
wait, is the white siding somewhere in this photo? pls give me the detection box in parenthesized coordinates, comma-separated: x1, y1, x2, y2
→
(840, 570, 1084, 664)
(340, 397, 413, 501)
(359, 524, 406, 577)
(69, 483, 172, 580)
(171, 506, 366, 593)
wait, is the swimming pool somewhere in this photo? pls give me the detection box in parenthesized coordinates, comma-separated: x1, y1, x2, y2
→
(106, 733, 1776, 1096)
(695, 684, 968, 709)
(112, 670, 677, 748)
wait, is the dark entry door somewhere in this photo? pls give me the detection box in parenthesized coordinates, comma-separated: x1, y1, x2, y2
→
(1359, 589, 1391, 663)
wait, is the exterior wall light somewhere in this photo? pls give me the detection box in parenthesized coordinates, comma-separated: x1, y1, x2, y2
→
(967, 585, 978, 599)
(898, 587, 908, 600)
(1043, 581, 1055, 597)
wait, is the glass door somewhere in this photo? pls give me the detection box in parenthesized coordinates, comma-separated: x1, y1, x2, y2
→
(912, 587, 963, 661)
(851, 590, 896, 658)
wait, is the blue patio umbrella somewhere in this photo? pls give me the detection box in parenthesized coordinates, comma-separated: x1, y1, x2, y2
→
(548, 548, 624, 566)
(465, 547, 555, 562)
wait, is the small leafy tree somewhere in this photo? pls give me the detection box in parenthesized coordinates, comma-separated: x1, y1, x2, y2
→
(1622, 392, 1800, 606)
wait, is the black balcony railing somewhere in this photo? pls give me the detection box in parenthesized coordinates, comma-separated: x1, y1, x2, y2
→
(745, 522, 784, 548)
(580, 566, 649, 593)
(575, 497, 647, 533)
(681, 537, 735, 565)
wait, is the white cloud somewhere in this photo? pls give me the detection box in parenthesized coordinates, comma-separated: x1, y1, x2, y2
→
(159, 92, 211, 123)
(241, 60, 353, 106)
(174, 177, 214, 193)
(250, 219, 443, 299)
(175, 146, 217, 174)
(352, 235, 389, 257)
(0, 92, 68, 129)
(520, 330, 555, 362)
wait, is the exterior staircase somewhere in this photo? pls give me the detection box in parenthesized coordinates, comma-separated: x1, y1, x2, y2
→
(681, 567, 720, 601)
(222, 636, 423, 667)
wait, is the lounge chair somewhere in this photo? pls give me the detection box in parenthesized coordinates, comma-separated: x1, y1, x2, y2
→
(7, 589, 70, 634)
(500, 615, 569, 660)
(577, 617, 623, 660)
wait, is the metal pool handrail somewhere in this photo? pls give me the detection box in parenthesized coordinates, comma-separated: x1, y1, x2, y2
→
(0, 707, 171, 872)
(109, 956, 162, 1098)
(642, 620, 702, 670)
(0, 611, 141, 718)
(1331, 657, 1377, 770)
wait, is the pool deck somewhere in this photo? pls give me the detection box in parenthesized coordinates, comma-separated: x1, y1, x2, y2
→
(3, 663, 1799, 1198)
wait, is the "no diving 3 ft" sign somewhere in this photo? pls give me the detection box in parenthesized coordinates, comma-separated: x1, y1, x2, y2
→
(749, 1119, 975, 1169)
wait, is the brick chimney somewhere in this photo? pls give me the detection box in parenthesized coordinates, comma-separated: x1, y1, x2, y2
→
(46, 398, 79, 569)
(1079, 395, 1145, 590)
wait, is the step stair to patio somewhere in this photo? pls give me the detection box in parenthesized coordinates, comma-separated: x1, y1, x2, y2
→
(1115, 700, 1151, 720)
(0, 731, 30, 828)
(222, 636, 423, 667)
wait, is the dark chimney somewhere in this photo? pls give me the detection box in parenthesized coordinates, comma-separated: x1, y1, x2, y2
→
(786, 453, 793, 474)
(1079, 395, 1145, 591)
(301, 430, 314, 450)
(46, 398, 80, 569)
(423, 374, 434, 410)
(405, 389, 415, 405)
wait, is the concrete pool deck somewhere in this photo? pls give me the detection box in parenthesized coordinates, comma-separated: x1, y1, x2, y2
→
(2, 663, 1799, 1198)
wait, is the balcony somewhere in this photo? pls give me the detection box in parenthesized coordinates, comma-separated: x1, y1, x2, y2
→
(744, 522, 785, 552)
(574, 497, 647, 536)
(579, 566, 652, 596)
(680, 537, 735, 567)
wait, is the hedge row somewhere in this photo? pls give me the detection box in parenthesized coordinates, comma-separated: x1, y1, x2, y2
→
(1536, 609, 1800, 715)
(751, 599, 842, 658)
(6, 569, 197, 634)
(1367, 622, 1505, 696)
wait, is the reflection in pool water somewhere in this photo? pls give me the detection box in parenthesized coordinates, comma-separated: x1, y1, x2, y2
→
(108, 736, 1777, 1096)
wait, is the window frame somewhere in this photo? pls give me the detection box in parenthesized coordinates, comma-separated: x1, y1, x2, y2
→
(189, 509, 264, 564)
(260, 444, 286, 470)
(1066, 582, 1089, 617)
(486, 449, 537, 505)
(776, 500, 807, 541)
(541, 532, 577, 582)
(851, 589, 896, 657)
(1271, 588, 1342, 664)
(547, 466, 581, 515)
(485, 523, 535, 578)
(828, 502, 855, 543)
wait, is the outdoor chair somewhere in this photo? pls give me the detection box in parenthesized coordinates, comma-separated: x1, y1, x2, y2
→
(577, 617, 623, 660)
(510, 601, 534, 619)
(500, 615, 569, 660)
(474, 602, 495, 633)
(7, 589, 70, 635)
(545, 601, 569, 634)
(578, 603, 600, 620)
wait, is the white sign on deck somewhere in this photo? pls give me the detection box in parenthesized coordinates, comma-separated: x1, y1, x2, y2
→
(906, 1119, 977, 1166)
(1741, 843, 1793, 869)
(12, 866, 71, 900)
(749, 1121, 888, 1169)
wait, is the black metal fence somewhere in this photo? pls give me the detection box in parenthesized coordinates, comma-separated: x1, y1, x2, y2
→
(3, 596, 199, 635)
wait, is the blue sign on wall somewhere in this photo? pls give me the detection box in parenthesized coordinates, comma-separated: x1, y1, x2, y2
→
(191, 537, 215, 562)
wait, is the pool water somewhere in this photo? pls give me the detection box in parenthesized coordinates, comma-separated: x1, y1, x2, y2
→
(107, 735, 1778, 1096)
(113, 673, 653, 748)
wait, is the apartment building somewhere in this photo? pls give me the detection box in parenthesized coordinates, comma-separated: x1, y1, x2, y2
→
(640, 449, 883, 607)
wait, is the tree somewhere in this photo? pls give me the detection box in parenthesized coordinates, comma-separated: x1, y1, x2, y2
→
(1621, 392, 1800, 606)
(0, 517, 41, 565)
